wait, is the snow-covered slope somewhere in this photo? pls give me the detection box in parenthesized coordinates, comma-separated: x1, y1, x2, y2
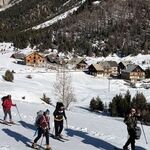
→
(0, 43, 150, 150)
(0, 101, 149, 150)
(0, 0, 22, 12)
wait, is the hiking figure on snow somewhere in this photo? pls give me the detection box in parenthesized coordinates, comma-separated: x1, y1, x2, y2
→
(32, 109, 51, 150)
(1, 95, 16, 123)
(123, 108, 141, 150)
(53, 102, 67, 139)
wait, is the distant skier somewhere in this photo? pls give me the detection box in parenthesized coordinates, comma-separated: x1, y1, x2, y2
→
(53, 102, 67, 139)
(123, 108, 140, 150)
(32, 109, 51, 150)
(2, 95, 16, 123)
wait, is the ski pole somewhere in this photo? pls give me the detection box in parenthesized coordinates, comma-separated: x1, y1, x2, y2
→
(140, 121, 148, 144)
(65, 119, 68, 129)
(39, 135, 44, 149)
(52, 125, 55, 135)
(15, 105, 22, 121)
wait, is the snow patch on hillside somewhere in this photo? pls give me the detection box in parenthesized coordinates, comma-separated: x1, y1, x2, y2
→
(32, 0, 87, 30)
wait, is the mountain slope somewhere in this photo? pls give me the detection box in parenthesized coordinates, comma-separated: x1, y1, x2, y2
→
(0, 0, 83, 32)
(0, 0, 150, 56)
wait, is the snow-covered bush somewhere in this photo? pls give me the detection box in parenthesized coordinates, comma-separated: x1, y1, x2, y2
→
(2, 69, 14, 82)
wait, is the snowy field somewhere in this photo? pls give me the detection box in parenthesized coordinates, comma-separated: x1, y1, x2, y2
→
(0, 43, 150, 150)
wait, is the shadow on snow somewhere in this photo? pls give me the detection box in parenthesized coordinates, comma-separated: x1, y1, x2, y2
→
(2, 128, 31, 145)
(65, 128, 146, 150)
(19, 120, 36, 131)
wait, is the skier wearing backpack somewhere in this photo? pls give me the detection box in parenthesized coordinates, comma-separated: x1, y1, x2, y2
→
(53, 102, 67, 139)
(2, 95, 16, 123)
(32, 109, 51, 150)
(123, 108, 140, 150)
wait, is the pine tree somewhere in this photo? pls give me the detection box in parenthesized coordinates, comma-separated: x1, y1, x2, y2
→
(132, 92, 147, 110)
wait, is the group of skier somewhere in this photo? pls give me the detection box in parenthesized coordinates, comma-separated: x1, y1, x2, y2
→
(1, 95, 143, 150)
(32, 102, 67, 150)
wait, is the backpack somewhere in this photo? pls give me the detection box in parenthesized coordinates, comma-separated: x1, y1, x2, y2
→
(34, 110, 44, 127)
(1, 96, 7, 106)
(135, 126, 141, 140)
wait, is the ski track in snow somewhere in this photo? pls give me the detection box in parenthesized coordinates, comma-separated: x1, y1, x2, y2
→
(0, 146, 10, 150)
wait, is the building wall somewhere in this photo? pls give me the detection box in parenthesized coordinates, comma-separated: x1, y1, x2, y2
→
(111, 67, 118, 76)
(122, 71, 145, 80)
(129, 72, 145, 80)
(25, 53, 46, 66)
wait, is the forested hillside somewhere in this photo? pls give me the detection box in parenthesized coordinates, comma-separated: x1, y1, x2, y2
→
(0, 0, 150, 56)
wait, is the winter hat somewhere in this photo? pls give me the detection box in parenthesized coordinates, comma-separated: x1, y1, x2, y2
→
(56, 102, 64, 109)
(45, 109, 50, 115)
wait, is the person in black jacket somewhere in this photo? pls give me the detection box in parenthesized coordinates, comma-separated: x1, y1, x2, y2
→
(53, 102, 67, 139)
(123, 108, 140, 150)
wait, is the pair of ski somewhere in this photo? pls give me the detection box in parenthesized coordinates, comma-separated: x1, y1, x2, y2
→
(0, 119, 19, 126)
(50, 134, 69, 142)
(114, 147, 129, 150)
(26, 143, 45, 150)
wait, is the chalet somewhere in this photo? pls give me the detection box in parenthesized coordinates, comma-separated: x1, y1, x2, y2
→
(68, 57, 87, 70)
(10, 53, 25, 60)
(118, 61, 132, 75)
(46, 53, 59, 64)
(88, 64, 104, 76)
(121, 64, 145, 81)
(98, 61, 118, 77)
(107, 61, 118, 76)
(25, 52, 46, 66)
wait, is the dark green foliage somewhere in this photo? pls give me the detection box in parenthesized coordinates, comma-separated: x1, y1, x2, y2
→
(109, 90, 150, 123)
(2, 70, 14, 82)
(109, 90, 131, 117)
(0, 0, 149, 56)
(40, 93, 51, 105)
(90, 96, 104, 111)
(145, 68, 150, 78)
(132, 92, 147, 110)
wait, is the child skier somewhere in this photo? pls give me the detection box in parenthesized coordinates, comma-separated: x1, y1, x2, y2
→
(32, 109, 51, 150)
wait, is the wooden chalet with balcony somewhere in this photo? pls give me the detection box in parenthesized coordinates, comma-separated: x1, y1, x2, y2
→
(25, 52, 46, 66)
(121, 64, 145, 81)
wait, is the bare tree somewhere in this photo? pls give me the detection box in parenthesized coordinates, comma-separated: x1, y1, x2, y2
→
(53, 66, 76, 109)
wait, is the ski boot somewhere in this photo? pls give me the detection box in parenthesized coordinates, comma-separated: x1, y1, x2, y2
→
(123, 146, 129, 150)
(45, 144, 52, 150)
(32, 142, 37, 149)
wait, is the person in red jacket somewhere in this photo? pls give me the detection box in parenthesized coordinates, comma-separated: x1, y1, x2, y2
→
(32, 109, 51, 150)
(2, 95, 16, 123)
